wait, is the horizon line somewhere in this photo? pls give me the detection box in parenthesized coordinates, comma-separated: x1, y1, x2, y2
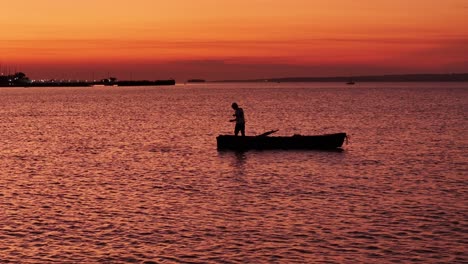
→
(211, 72, 468, 83)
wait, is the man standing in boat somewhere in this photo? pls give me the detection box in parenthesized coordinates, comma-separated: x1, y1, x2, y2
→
(230, 102, 245, 136)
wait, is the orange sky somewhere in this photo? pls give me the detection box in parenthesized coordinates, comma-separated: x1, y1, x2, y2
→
(1, 0, 467, 80)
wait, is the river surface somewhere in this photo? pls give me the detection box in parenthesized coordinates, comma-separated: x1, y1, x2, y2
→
(0, 82, 466, 263)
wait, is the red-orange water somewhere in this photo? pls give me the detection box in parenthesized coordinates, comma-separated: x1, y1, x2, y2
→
(0, 83, 466, 263)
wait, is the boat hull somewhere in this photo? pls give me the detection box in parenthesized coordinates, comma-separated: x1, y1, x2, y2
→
(217, 133, 347, 151)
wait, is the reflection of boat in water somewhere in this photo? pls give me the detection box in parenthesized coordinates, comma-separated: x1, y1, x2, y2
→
(217, 130, 347, 151)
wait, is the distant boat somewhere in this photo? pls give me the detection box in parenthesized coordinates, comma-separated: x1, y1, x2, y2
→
(216, 130, 347, 151)
(346, 81, 355, 85)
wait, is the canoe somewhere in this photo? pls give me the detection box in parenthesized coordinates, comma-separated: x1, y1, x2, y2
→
(217, 132, 347, 151)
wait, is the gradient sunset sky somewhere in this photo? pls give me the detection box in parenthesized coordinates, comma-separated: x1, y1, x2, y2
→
(1, 0, 467, 80)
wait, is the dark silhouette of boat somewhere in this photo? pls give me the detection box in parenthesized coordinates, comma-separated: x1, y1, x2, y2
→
(346, 81, 355, 85)
(217, 130, 347, 151)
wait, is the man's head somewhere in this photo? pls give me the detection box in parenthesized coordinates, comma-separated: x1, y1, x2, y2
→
(231, 102, 238, 110)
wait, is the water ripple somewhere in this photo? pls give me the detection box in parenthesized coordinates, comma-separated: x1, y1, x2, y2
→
(0, 85, 466, 263)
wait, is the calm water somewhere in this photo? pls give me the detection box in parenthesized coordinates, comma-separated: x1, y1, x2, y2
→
(0, 83, 466, 263)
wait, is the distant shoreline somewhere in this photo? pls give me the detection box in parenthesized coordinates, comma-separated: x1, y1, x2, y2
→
(0, 72, 176, 87)
(213, 73, 468, 83)
(1, 73, 467, 87)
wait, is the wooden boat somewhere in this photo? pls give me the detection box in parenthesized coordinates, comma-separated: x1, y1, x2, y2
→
(217, 130, 347, 151)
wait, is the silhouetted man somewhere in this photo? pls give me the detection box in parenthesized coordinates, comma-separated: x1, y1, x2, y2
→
(230, 102, 245, 136)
